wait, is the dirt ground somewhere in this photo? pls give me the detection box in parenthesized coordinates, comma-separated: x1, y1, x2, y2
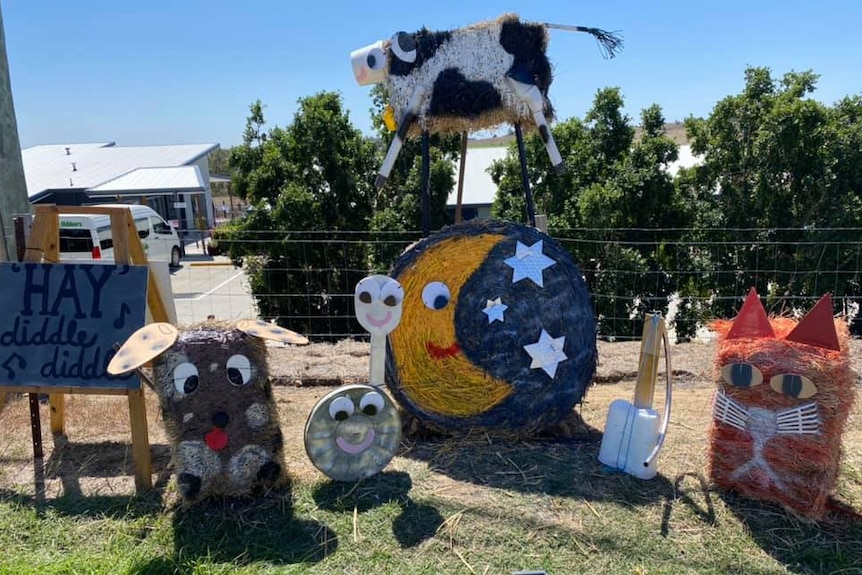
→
(1, 337, 860, 502)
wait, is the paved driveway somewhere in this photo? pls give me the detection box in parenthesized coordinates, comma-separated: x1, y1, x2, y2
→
(167, 251, 257, 326)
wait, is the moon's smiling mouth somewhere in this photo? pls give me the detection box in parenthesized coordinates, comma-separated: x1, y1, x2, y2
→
(365, 311, 392, 328)
(426, 341, 460, 360)
(336, 429, 376, 454)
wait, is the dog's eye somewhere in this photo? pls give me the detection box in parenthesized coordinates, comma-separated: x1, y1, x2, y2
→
(226, 354, 252, 387)
(173, 362, 199, 396)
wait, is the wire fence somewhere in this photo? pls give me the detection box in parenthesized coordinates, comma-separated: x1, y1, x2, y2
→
(214, 226, 862, 341)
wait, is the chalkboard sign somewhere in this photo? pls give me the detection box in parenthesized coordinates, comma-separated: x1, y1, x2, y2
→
(0, 262, 148, 389)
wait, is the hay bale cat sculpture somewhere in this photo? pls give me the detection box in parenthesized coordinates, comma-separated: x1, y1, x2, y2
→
(109, 320, 308, 503)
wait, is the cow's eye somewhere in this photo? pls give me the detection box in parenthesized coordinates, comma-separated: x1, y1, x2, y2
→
(367, 47, 385, 70)
(391, 31, 416, 63)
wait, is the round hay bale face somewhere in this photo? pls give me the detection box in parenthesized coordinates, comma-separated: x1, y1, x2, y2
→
(386, 219, 596, 434)
(152, 327, 285, 503)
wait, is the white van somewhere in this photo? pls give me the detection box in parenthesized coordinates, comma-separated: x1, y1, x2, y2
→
(58, 204, 183, 267)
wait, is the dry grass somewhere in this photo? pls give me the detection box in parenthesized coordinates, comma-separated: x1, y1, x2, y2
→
(1, 338, 861, 574)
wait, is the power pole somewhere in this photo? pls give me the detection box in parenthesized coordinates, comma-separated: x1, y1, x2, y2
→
(0, 1, 32, 261)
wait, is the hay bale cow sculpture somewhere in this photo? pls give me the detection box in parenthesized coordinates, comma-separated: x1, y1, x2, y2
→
(108, 320, 308, 503)
(351, 13, 622, 230)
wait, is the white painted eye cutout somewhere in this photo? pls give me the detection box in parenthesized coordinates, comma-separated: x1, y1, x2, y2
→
(422, 281, 451, 310)
(391, 31, 416, 63)
(380, 280, 404, 307)
(359, 392, 385, 416)
(329, 396, 355, 421)
(174, 362, 200, 396)
(226, 354, 252, 387)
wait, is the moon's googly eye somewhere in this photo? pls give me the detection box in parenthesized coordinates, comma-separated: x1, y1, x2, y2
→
(381, 280, 404, 307)
(329, 396, 355, 421)
(358, 291, 373, 304)
(173, 362, 199, 395)
(391, 32, 417, 63)
(422, 281, 451, 310)
(366, 47, 386, 70)
(226, 354, 252, 387)
(359, 391, 385, 416)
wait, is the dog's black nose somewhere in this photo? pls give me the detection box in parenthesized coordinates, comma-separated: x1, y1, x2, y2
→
(212, 412, 229, 428)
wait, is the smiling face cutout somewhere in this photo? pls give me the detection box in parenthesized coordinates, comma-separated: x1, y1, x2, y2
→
(354, 275, 404, 336)
(304, 384, 401, 482)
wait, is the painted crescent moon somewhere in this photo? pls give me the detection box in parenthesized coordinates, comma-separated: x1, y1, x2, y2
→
(386, 220, 597, 434)
(388, 232, 513, 416)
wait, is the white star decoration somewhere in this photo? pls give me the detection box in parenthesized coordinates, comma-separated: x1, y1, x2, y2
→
(482, 297, 508, 323)
(523, 329, 568, 378)
(504, 240, 556, 287)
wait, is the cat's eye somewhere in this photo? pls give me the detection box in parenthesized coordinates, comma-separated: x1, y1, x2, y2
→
(721, 363, 763, 388)
(769, 373, 817, 399)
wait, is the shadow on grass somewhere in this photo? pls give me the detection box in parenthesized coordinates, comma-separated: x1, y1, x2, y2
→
(165, 481, 337, 569)
(400, 410, 678, 505)
(0, 437, 173, 520)
(312, 470, 444, 548)
(719, 491, 862, 574)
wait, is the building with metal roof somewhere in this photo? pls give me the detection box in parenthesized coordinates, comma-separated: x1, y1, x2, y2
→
(21, 141, 219, 236)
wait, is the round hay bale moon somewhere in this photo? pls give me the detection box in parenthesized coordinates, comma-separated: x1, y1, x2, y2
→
(386, 219, 596, 433)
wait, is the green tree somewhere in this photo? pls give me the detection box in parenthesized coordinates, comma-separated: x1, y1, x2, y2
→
(220, 93, 379, 338)
(682, 67, 862, 320)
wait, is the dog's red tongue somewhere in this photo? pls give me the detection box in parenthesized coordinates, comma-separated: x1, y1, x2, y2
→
(205, 428, 228, 451)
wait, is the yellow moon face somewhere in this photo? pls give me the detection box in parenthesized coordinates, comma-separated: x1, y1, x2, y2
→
(389, 233, 513, 416)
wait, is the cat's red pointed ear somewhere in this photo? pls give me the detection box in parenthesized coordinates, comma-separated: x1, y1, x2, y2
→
(785, 294, 840, 351)
(727, 288, 775, 340)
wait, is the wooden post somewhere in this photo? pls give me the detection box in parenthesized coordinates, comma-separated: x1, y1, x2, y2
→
(455, 133, 468, 223)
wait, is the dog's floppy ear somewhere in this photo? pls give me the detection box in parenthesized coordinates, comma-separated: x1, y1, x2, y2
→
(236, 319, 309, 345)
(107, 323, 179, 375)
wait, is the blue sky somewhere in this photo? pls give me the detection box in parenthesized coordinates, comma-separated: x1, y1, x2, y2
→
(4, 0, 862, 149)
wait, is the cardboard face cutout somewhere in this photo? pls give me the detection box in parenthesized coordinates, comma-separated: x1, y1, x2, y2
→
(110, 321, 307, 503)
(304, 384, 401, 482)
(354, 275, 404, 336)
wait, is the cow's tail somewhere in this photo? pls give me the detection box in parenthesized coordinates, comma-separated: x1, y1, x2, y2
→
(544, 24, 624, 59)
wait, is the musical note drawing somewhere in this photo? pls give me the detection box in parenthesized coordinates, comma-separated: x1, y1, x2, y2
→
(2, 353, 28, 380)
(114, 302, 132, 329)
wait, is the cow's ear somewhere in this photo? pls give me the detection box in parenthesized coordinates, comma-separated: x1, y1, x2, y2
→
(237, 319, 309, 345)
(391, 31, 416, 63)
(108, 323, 178, 375)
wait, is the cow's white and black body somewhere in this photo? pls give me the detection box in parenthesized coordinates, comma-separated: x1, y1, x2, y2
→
(352, 14, 620, 188)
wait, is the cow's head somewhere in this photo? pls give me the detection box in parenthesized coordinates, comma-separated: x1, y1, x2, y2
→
(351, 32, 417, 86)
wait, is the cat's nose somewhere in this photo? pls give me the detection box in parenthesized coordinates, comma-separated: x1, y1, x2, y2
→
(212, 412, 229, 428)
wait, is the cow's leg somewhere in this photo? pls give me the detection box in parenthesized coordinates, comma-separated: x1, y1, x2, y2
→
(505, 77, 565, 174)
(420, 130, 430, 236)
(376, 86, 427, 188)
(514, 123, 537, 228)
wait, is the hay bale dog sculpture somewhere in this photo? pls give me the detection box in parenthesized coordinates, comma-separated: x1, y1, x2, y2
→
(351, 13, 623, 189)
(108, 320, 308, 502)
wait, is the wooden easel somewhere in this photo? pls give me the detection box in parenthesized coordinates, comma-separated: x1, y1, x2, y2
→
(0, 205, 170, 492)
